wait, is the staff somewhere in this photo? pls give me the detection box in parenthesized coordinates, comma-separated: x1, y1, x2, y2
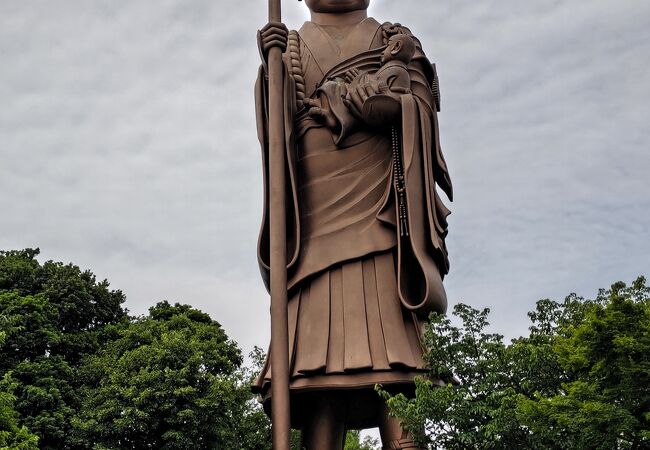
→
(267, 0, 291, 449)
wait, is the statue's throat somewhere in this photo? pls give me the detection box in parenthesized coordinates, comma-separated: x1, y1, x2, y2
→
(320, 25, 353, 48)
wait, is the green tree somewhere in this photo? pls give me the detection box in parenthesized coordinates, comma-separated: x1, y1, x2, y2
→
(0, 381, 39, 450)
(0, 249, 127, 449)
(344, 430, 379, 450)
(0, 248, 127, 370)
(383, 277, 650, 449)
(0, 357, 76, 449)
(72, 301, 266, 450)
(0, 292, 59, 372)
(517, 278, 650, 449)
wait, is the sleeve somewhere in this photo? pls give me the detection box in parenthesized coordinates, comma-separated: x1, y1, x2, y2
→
(255, 63, 301, 293)
(385, 25, 454, 317)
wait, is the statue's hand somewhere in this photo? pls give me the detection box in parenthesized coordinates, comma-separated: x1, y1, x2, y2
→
(305, 97, 338, 130)
(343, 68, 362, 84)
(343, 78, 391, 120)
(257, 22, 288, 66)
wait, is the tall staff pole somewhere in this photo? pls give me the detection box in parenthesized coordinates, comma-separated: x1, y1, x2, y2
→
(267, 0, 291, 449)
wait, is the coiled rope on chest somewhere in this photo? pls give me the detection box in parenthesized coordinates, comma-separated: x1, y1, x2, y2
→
(287, 30, 305, 110)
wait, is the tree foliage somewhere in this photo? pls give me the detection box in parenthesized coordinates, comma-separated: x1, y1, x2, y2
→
(0, 384, 39, 450)
(73, 301, 268, 449)
(383, 277, 650, 449)
(0, 249, 127, 449)
(344, 430, 380, 450)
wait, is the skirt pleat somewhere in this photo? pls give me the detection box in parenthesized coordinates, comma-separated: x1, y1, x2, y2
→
(326, 267, 345, 374)
(373, 252, 417, 368)
(342, 260, 373, 370)
(361, 257, 391, 370)
(294, 276, 330, 373)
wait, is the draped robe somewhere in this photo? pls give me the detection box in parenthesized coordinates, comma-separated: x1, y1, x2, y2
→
(253, 18, 452, 428)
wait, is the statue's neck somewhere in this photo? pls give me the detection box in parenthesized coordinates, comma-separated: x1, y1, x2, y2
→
(310, 10, 368, 27)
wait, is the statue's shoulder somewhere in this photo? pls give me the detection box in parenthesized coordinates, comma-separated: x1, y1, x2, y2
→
(379, 22, 423, 49)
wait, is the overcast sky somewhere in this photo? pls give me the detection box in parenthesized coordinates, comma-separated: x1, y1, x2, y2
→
(2, 0, 649, 356)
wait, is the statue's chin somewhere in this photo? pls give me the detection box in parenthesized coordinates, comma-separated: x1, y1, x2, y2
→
(304, 0, 370, 14)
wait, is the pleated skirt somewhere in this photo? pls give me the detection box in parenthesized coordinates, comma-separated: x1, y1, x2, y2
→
(256, 250, 427, 395)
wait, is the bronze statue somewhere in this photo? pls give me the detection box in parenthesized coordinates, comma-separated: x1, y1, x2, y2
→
(253, 1, 452, 448)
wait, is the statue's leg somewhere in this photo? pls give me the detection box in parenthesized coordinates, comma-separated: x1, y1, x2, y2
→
(378, 402, 423, 450)
(300, 393, 346, 450)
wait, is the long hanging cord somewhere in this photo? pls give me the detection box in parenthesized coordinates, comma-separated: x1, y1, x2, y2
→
(391, 126, 409, 237)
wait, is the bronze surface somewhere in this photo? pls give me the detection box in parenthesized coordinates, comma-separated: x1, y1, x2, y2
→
(256, 1, 451, 448)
